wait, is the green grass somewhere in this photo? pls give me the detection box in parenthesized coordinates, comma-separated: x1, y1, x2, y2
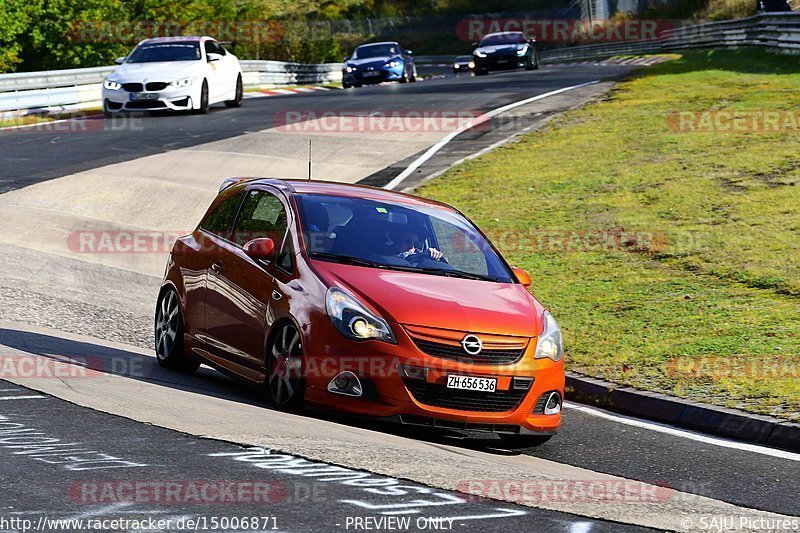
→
(418, 48, 800, 420)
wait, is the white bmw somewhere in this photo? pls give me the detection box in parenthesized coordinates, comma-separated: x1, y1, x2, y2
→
(102, 36, 243, 116)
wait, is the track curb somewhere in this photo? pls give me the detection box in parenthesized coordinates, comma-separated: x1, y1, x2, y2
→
(566, 372, 800, 453)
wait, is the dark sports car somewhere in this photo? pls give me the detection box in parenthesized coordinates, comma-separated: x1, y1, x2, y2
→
(472, 31, 539, 75)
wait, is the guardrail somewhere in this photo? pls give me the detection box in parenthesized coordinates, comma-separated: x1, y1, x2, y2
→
(0, 60, 343, 114)
(540, 12, 800, 63)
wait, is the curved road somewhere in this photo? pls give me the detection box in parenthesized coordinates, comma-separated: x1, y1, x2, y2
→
(0, 64, 798, 532)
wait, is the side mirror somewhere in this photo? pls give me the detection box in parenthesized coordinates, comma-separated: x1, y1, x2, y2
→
(512, 266, 532, 288)
(244, 238, 275, 265)
(343, 56, 349, 61)
(207, 53, 222, 62)
(471, 42, 478, 47)
(114, 57, 126, 65)
(405, 49, 413, 55)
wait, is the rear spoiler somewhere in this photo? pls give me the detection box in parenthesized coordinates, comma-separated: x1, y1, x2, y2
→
(218, 177, 256, 193)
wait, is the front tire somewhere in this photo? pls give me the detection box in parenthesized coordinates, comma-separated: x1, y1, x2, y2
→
(193, 80, 209, 114)
(155, 289, 200, 373)
(225, 75, 243, 108)
(266, 323, 306, 410)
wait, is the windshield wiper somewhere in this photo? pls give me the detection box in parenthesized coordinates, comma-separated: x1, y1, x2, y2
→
(415, 268, 502, 282)
(310, 253, 389, 269)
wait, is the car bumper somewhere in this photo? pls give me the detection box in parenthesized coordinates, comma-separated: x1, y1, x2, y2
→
(343, 67, 404, 85)
(474, 55, 528, 71)
(302, 319, 564, 435)
(102, 86, 196, 112)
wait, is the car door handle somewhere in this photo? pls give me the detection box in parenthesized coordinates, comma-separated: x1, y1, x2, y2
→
(211, 261, 224, 273)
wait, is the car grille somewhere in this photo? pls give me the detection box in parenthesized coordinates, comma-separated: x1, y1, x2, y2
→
(122, 83, 144, 92)
(405, 325, 529, 365)
(126, 100, 166, 109)
(403, 380, 529, 412)
(479, 56, 522, 69)
(355, 70, 389, 83)
(145, 82, 168, 91)
(412, 338, 525, 365)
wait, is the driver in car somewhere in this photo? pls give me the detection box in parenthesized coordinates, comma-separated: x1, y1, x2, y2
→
(394, 231, 444, 261)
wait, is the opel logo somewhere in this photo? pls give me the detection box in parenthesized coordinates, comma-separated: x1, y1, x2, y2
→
(461, 334, 483, 355)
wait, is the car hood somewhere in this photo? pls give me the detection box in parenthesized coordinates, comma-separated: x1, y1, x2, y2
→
(313, 261, 542, 337)
(109, 61, 202, 82)
(476, 44, 525, 56)
(347, 56, 402, 69)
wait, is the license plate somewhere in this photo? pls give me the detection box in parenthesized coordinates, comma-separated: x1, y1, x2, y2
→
(497, 59, 509, 64)
(446, 375, 497, 392)
(362, 71, 380, 77)
(130, 92, 159, 101)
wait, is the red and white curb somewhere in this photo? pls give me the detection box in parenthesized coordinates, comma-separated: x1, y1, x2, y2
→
(245, 86, 340, 99)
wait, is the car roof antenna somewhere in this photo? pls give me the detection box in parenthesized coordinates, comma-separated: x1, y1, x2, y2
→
(307, 140, 312, 181)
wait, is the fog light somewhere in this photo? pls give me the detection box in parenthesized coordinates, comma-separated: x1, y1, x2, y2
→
(327, 371, 363, 397)
(544, 391, 562, 415)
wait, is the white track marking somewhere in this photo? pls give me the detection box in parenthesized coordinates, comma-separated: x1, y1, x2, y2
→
(0, 395, 46, 400)
(383, 80, 600, 190)
(570, 522, 595, 533)
(564, 401, 800, 462)
(436, 508, 528, 522)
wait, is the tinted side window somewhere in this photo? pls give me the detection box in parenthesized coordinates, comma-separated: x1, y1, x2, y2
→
(200, 192, 244, 239)
(233, 190, 288, 248)
(205, 41, 225, 56)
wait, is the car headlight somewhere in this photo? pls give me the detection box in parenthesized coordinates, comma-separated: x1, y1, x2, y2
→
(534, 311, 564, 362)
(385, 61, 400, 68)
(468, 61, 475, 68)
(517, 45, 529, 56)
(326, 287, 396, 343)
(169, 78, 193, 88)
(475, 49, 487, 58)
(103, 80, 121, 90)
(344, 66, 356, 73)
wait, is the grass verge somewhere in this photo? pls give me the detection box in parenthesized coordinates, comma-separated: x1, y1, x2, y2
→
(418, 48, 800, 421)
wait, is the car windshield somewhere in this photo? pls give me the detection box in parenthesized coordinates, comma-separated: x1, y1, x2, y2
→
(456, 56, 472, 61)
(480, 33, 527, 46)
(352, 44, 399, 59)
(126, 42, 201, 63)
(295, 194, 515, 283)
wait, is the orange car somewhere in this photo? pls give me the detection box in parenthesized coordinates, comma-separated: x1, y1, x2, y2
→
(155, 179, 564, 446)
